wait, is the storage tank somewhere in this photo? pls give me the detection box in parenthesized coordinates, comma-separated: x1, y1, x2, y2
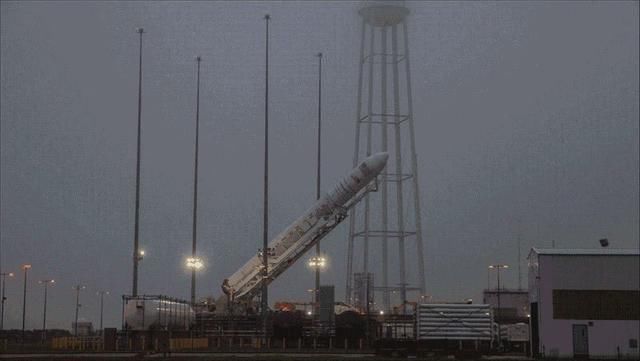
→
(123, 296, 194, 330)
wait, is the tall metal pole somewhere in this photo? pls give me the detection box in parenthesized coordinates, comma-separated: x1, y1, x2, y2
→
(0, 274, 5, 330)
(73, 285, 85, 336)
(191, 56, 202, 306)
(380, 25, 390, 314)
(314, 52, 323, 313)
(39, 279, 53, 342)
(497, 267, 502, 348)
(97, 290, 108, 333)
(345, 17, 367, 305)
(262, 13, 270, 337)
(517, 236, 522, 290)
(489, 264, 507, 349)
(0, 272, 14, 331)
(402, 19, 427, 298)
(42, 284, 47, 340)
(21, 265, 30, 344)
(100, 292, 103, 332)
(132, 27, 144, 297)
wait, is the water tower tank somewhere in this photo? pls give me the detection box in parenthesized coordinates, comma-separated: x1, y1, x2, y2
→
(358, 0, 409, 27)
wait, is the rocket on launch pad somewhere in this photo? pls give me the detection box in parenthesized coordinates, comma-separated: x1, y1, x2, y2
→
(221, 152, 389, 305)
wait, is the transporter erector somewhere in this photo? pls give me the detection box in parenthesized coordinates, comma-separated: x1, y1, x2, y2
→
(219, 152, 388, 311)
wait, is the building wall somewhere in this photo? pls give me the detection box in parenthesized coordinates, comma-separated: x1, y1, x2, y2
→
(531, 253, 639, 358)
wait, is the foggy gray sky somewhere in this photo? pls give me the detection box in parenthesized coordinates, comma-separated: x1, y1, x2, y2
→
(1, 1, 638, 331)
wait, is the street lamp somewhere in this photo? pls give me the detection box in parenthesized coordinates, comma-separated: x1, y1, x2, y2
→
(97, 291, 109, 334)
(21, 264, 31, 343)
(488, 264, 508, 349)
(0, 271, 14, 331)
(39, 279, 55, 342)
(72, 285, 86, 336)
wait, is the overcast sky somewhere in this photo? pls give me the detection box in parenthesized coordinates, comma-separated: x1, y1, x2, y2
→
(1, 1, 638, 331)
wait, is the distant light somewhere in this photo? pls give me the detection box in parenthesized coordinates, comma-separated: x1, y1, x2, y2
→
(8, 273, 14, 277)
(22, 264, 32, 270)
(527, 314, 531, 318)
(139, 250, 145, 256)
(379, 310, 384, 315)
(186, 257, 204, 270)
(489, 264, 508, 270)
(307, 311, 312, 316)
(307, 256, 327, 270)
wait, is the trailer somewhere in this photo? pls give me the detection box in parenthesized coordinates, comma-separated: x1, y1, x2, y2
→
(416, 303, 493, 357)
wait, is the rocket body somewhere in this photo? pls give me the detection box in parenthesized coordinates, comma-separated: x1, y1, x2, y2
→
(223, 152, 388, 301)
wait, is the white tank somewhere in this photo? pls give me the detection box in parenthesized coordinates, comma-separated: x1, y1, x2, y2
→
(123, 297, 194, 330)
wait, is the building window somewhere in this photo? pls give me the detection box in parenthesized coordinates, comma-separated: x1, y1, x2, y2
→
(552, 289, 640, 320)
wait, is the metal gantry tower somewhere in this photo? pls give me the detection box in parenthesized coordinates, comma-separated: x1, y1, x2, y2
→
(345, 1, 426, 313)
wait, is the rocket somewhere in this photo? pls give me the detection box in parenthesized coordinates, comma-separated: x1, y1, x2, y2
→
(222, 152, 389, 303)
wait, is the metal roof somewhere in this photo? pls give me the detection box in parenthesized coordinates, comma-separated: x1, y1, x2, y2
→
(530, 248, 639, 256)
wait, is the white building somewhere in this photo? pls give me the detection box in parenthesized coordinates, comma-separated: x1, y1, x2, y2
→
(528, 248, 639, 359)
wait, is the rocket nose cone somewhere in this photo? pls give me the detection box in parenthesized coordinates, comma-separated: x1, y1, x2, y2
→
(367, 152, 389, 174)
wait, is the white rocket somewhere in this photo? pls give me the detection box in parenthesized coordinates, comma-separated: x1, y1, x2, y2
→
(222, 152, 389, 303)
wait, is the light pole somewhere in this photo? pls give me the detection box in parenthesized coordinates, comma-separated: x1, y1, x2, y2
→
(190, 55, 202, 306)
(313, 51, 323, 318)
(262, 13, 271, 340)
(308, 254, 326, 326)
(97, 290, 109, 334)
(186, 257, 204, 307)
(21, 264, 31, 343)
(73, 285, 86, 336)
(132, 26, 145, 297)
(0, 271, 14, 330)
(39, 279, 54, 342)
(489, 264, 508, 349)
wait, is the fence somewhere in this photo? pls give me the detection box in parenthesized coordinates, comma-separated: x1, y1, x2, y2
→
(169, 337, 208, 350)
(52, 336, 104, 351)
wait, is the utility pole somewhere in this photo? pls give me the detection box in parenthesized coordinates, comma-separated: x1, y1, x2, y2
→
(132, 27, 144, 297)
